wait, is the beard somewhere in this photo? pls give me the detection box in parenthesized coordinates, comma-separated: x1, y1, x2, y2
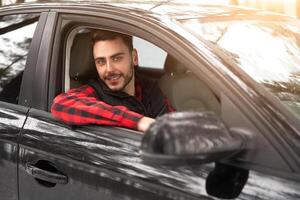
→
(103, 64, 134, 92)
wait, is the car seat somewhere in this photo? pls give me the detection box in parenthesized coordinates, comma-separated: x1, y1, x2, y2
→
(69, 31, 97, 89)
(158, 55, 221, 114)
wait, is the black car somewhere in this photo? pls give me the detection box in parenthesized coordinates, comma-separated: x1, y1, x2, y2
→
(1, 1, 300, 199)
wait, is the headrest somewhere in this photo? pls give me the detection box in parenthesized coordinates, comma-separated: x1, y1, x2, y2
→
(70, 32, 97, 83)
(164, 55, 187, 74)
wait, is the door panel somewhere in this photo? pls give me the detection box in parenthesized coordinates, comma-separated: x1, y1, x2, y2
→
(0, 102, 28, 200)
(19, 109, 196, 200)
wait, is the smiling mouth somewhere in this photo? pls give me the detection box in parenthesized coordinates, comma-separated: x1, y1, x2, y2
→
(105, 74, 122, 81)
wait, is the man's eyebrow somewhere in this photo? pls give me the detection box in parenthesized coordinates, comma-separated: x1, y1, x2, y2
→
(94, 57, 104, 62)
(94, 52, 125, 62)
(110, 52, 125, 58)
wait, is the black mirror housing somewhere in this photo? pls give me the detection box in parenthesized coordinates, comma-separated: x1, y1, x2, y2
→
(141, 112, 248, 164)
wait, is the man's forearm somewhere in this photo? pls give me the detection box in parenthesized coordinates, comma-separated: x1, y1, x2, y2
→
(51, 85, 144, 130)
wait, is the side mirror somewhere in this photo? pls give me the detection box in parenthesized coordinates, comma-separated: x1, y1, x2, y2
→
(140, 112, 249, 164)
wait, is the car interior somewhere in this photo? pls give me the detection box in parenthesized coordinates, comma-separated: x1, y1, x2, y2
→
(66, 28, 221, 115)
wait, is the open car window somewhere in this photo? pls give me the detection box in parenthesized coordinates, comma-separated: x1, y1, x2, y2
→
(64, 27, 220, 115)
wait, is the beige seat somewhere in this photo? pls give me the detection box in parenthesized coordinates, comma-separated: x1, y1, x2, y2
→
(69, 32, 97, 89)
(159, 55, 220, 114)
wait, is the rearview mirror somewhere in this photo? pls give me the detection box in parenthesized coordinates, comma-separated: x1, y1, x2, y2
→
(140, 112, 249, 164)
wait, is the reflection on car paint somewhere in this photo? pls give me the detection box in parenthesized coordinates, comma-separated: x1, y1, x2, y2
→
(21, 114, 300, 199)
(0, 105, 27, 200)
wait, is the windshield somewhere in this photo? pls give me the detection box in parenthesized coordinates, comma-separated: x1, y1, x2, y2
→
(180, 18, 300, 119)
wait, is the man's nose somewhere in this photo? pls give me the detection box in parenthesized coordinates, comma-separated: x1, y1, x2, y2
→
(106, 60, 115, 72)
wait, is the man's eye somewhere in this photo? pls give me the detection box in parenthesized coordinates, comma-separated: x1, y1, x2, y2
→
(96, 59, 105, 66)
(112, 56, 122, 62)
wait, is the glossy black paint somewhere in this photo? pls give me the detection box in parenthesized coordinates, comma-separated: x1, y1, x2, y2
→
(0, 102, 29, 200)
(17, 109, 300, 200)
(141, 112, 246, 164)
(19, 109, 212, 200)
(0, 1, 300, 200)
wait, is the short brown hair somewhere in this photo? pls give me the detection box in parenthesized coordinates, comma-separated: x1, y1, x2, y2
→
(91, 29, 133, 51)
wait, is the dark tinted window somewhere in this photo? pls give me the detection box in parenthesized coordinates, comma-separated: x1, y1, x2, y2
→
(0, 13, 39, 104)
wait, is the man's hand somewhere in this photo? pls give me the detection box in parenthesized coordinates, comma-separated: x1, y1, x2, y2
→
(137, 116, 155, 132)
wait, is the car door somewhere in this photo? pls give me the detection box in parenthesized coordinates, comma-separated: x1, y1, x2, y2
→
(20, 108, 203, 200)
(17, 4, 300, 200)
(0, 11, 41, 200)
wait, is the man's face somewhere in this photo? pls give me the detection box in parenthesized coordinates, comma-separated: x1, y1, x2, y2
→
(93, 37, 138, 93)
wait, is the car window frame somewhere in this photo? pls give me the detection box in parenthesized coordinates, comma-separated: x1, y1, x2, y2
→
(47, 11, 225, 143)
(48, 12, 222, 109)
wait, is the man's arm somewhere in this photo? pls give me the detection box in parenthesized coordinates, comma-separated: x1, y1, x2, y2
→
(51, 85, 144, 130)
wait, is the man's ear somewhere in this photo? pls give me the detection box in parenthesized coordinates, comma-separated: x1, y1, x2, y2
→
(132, 49, 138, 66)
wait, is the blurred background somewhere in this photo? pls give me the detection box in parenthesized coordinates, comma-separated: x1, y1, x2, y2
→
(230, 0, 300, 18)
(0, 0, 299, 18)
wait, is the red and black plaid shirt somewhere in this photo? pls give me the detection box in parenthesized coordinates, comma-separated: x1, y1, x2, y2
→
(51, 81, 174, 130)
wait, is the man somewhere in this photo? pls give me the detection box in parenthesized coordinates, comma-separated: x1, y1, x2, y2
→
(51, 30, 174, 132)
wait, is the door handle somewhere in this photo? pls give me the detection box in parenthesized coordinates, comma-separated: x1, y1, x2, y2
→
(25, 163, 68, 184)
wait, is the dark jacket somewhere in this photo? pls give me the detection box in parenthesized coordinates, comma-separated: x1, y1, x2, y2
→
(88, 75, 170, 118)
